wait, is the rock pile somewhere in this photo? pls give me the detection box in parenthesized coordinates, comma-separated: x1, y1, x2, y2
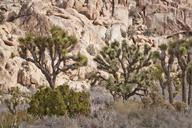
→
(0, 0, 192, 91)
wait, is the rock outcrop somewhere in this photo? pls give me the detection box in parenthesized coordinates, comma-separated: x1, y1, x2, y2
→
(0, 0, 192, 90)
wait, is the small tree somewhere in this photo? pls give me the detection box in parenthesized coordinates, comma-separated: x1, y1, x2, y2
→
(94, 40, 153, 100)
(19, 27, 88, 89)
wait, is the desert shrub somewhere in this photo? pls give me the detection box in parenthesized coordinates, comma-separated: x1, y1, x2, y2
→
(57, 85, 91, 116)
(28, 85, 91, 117)
(114, 100, 143, 114)
(0, 87, 29, 115)
(173, 102, 187, 112)
(22, 116, 79, 128)
(0, 111, 35, 128)
(142, 92, 175, 110)
(90, 86, 114, 113)
(142, 96, 153, 108)
(0, 11, 4, 24)
(28, 87, 67, 116)
(150, 92, 165, 106)
(67, 91, 90, 116)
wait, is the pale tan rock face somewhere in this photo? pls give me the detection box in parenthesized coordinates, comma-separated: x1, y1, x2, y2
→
(0, 0, 192, 91)
(137, 0, 192, 35)
(17, 61, 48, 88)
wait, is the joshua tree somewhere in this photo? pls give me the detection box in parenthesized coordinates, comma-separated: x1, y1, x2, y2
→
(153, 39, 192, 104)
(153, 44, 175, 104)
(19, 27, 88, 89)
(94, 40, 153, 100)
(169, 40, 188, 103)
(168, 39, 192, 104)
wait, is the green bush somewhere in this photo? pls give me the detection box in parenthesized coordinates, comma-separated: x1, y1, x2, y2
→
(28, 85, 91, 117)
(28, 87, 67, 116)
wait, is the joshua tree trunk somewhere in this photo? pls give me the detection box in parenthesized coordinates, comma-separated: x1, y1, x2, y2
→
(162, 88, 165, 97)
(187, 48, 192, 106)
(187, 69, 192, 106)
(188, 83, 192, 105)
(160, 56, 174, 104)
(181, 72, 187, 103)
(176, 55, 187, 103)
(161, 66, 173, 103)
(159, 79, 165, 97)
(167, 75, 174, 104)
(46, 76, 56, 89)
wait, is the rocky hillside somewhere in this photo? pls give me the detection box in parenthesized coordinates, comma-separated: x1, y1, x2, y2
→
(0, 0, 192, 91)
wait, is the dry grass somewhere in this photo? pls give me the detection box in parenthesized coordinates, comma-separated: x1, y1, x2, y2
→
(1, 89, 192, 128)
(0, 111, 36, 128)
(19, 101, 192, 128)
(114, 100, 143, 114)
